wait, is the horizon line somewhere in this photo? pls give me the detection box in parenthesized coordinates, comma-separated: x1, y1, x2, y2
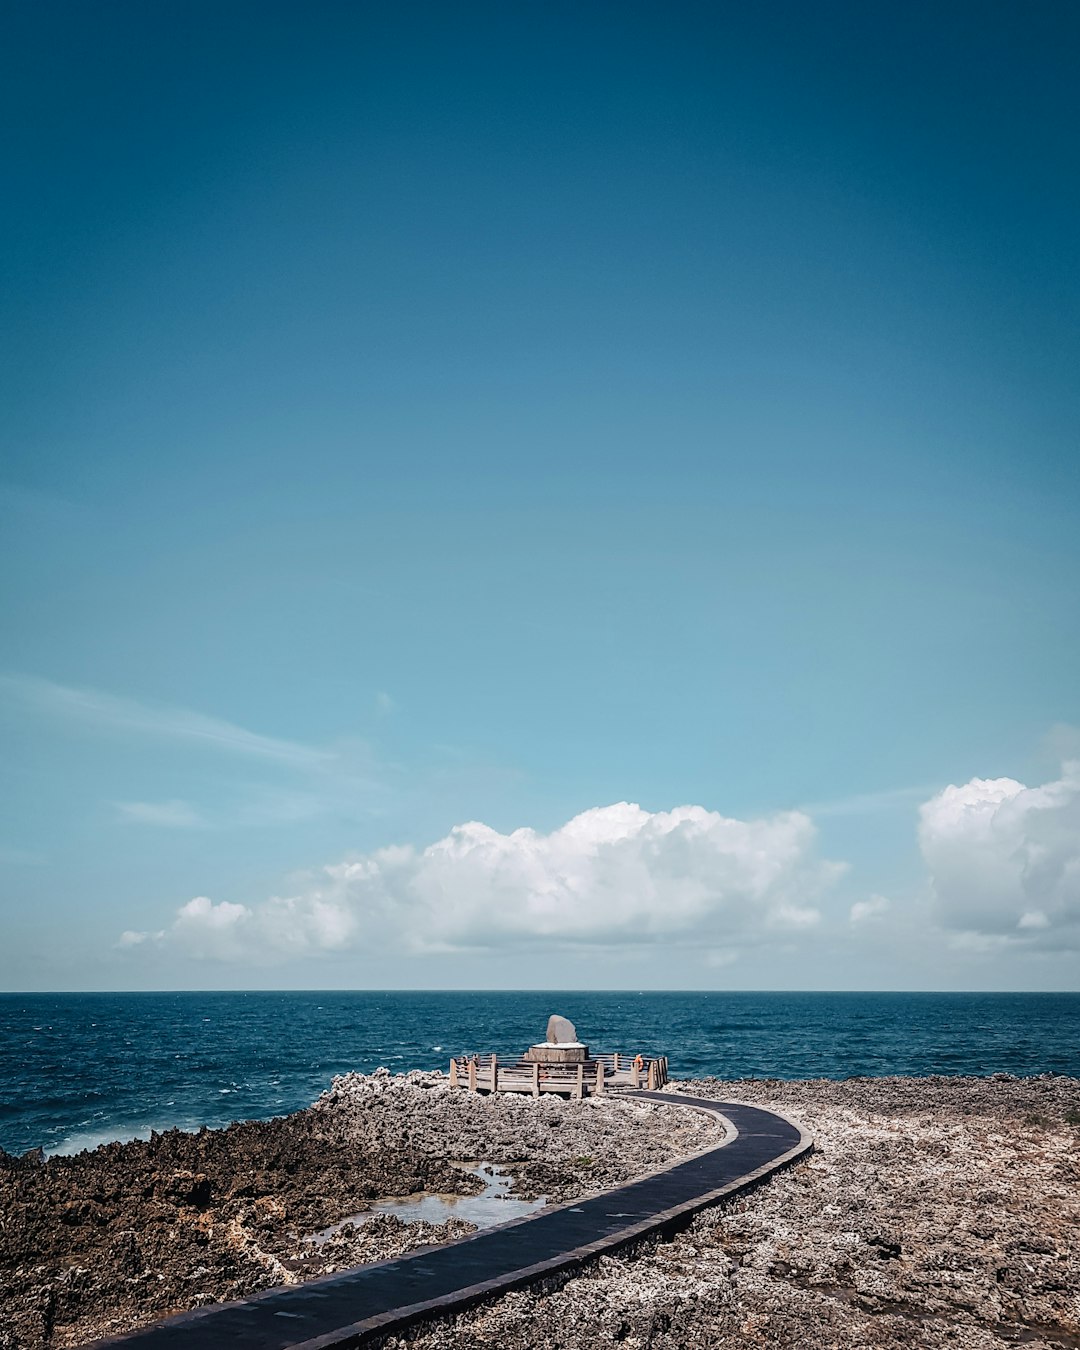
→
(2, 987, 1077, 997)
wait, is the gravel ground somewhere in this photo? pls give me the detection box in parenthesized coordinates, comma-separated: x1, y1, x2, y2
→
(387, 1075, 1080, 1350)
(0, 1069, 719, 1348)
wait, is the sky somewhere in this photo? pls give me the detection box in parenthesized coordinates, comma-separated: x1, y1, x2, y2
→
(1, 0, 1078, 992)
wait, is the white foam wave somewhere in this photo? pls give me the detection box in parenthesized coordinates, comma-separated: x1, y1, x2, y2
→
(47, 1122, 197, 1157)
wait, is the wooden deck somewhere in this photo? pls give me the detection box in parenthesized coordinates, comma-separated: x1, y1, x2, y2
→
(449, 1051, 670, 1097)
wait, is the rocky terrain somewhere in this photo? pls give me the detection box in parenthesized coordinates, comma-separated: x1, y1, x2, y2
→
(390, 1075, 1080, 1350)
(0, 1069, 719, 1348)
(5, 1073, 1078, 1350)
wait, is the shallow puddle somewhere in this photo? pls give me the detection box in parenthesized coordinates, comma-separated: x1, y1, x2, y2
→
(307, 1163, 546, 1244)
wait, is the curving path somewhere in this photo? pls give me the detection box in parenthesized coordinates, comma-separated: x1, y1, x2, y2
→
(89, 1092, 812, 1350)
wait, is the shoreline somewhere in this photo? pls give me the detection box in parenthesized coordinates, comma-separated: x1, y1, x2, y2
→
(3, 1072, 1079, 1349)
(1, 1069, 720, 1348)
(7, 991, 1079, 1160)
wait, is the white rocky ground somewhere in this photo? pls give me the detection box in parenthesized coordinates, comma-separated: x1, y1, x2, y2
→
(387, 1075, 1080, 1350)
(7, 1072, 1078, 1349)
(312, 1068, 725, 1202)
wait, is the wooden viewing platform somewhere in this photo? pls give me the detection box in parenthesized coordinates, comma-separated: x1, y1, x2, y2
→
(449, 1051, 670, 1097)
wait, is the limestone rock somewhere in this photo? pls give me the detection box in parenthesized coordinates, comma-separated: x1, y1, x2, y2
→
(0, 1070, 717, 1349)
(546, 1014, 578, 1045)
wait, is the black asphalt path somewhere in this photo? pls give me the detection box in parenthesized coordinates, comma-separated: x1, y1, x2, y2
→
(88, 1092, 811, 1350)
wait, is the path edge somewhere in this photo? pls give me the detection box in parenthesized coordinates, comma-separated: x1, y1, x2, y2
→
(289, 1095, 813, 1350)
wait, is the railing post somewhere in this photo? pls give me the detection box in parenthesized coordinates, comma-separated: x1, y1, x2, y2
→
(491, 1053, 498, 1093)
(613, 1051, 620, 1073)
(449, 1057, 458, 1088)
(468, 1058, 477, 1092)
(647, 1059, 657, 1091)
(532, 1062, 540, 1097)
(576, 1063, 584, 1099)
(595, 1059, 604, 1095)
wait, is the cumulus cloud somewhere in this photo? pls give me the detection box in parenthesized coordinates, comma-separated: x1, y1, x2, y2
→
(919, 764, 1080, 948)
(123, 801, 845, 963)
(850, 894, 890, 923)
(116, 929, 161, 948)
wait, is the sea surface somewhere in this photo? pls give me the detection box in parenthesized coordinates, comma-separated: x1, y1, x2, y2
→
(1, 990, 1078, 1156)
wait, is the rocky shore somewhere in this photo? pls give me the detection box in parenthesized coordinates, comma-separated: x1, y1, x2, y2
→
(0, 1069, 719, 1348)
(3, 1073, 1078, 1350)
(390, 1075, 1080, 1350)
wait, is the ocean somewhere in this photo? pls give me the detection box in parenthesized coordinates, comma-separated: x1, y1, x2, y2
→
(1, 989, 1077, 1157)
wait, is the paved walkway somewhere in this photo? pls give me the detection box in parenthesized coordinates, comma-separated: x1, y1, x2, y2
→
(91, 1092, 811, 1350)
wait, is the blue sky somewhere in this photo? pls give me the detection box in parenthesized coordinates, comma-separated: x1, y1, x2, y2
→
(2, 1, 1078, 991)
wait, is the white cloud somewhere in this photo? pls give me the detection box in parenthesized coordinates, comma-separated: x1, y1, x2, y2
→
(170, 896, 255, 961)
(116, 799, 205, 828)
(116, 928, 164, 948)
(123, 801, 845, 964)
(850, 894, 890, 923)
(0, 673, 331, 766)
(919, 764, 1080, 948)
(1018, 910, 1049, 929)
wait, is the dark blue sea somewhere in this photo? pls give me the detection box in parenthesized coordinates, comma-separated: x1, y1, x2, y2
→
(1, 990, 1078, 1156)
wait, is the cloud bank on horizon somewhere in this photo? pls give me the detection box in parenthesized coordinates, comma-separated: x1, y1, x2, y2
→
(119, 763, 1080, 966)
(120, 802, 844, 963)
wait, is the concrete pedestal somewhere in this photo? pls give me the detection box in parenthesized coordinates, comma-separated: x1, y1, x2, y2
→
(523, 1042, 589, 1064)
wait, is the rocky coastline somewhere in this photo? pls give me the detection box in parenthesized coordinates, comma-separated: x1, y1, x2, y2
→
(2, 1072, 1078, 1350)
(0, 1069, 719, 1348)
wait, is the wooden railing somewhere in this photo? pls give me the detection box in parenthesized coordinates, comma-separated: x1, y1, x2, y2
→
(448, 1053, 670, 1097)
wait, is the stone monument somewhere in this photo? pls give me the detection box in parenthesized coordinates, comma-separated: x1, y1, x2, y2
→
(523, 1014, 588, 1065)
